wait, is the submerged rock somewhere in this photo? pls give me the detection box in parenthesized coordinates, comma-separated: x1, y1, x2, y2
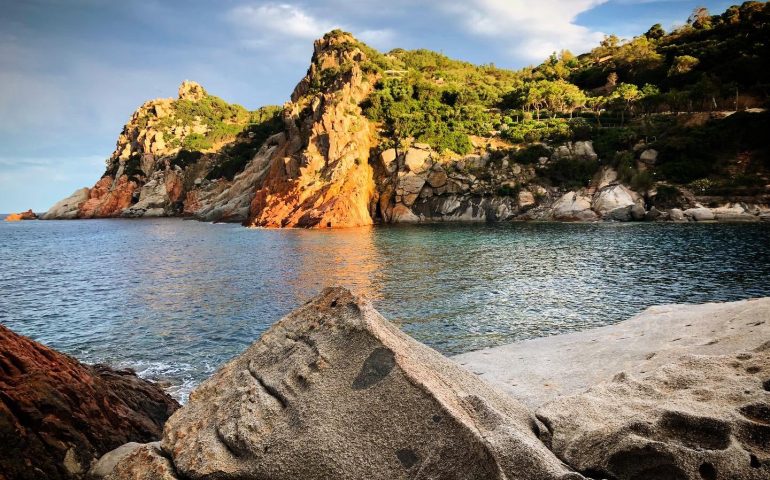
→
(0, 325, 179, 479)
(537, 348, 770, 480)
(111, 287, 578, 480)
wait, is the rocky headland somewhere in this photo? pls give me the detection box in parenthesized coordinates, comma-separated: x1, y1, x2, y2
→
(0, 324, 179, 479)
(41, 30, 770, 227)
(33, 289, 760, 480)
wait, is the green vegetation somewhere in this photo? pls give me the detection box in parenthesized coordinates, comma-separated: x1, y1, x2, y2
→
(205, 107, 283, 181)
(361, 48, 522, 154)
(356, 3, 768, 194)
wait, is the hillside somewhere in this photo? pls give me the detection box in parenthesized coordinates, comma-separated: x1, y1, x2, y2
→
(44, 3, 770, 225)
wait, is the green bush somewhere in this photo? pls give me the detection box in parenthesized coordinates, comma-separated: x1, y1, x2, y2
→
(182, 133, 213, 151)
(544, 158, 600, 190)
(500, 118, 590, 144)
(513, 144, 551, 164)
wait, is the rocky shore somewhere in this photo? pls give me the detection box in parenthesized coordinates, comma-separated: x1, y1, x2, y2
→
(70, 290, 764, 480)
(3, 292, 768, 479)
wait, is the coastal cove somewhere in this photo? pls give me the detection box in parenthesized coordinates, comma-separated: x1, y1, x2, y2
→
(2, 218, 769, 402)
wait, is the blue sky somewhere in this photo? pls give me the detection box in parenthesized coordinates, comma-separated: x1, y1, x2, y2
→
(0, 0, 737, 212)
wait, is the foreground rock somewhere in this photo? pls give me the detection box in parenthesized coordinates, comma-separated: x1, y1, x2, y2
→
(456, 297, 770, 479)
(4, 209, 38, 221)
(539, 348, 770, 480)
(110, 287, 578, 480)
(0, 325, 179, 479)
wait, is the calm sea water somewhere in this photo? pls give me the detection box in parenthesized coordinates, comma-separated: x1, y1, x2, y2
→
(1, 218, 769, 401)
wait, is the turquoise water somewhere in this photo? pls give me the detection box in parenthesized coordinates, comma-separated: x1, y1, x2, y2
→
(2, 218, 769, 401)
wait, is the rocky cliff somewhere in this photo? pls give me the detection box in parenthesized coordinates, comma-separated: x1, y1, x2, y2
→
(43, 81, 283, 223)
(245, 32, 378, 228)
(0, 324, 179, 479)
(43, 31, 770, 226)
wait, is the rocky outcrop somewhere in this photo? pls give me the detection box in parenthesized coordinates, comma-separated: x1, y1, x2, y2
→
(4, 209, 38, 221)
(551, 141, 598, 162)
(109, 287, 578, 480)
(41, 80, 276, 223)
(245, 32, 377, 228)
(538, 349, 770, 480)
(376, 143, 539, 223)
(42, 188, 90, 219)
(0, 324, 179, 479)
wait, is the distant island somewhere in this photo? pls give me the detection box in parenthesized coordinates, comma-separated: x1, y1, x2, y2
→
(44, 3, 769, 226)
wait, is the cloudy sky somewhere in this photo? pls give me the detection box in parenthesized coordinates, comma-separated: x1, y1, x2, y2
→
(0, 0, 735, 212)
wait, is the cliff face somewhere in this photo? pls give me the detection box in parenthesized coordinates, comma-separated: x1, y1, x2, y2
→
(0, 324, 179, 479)
(246, 32, 377, 228)
(43, 81, 282, 222)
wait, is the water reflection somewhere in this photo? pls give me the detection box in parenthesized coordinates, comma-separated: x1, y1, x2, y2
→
(281, 226, 380, 302)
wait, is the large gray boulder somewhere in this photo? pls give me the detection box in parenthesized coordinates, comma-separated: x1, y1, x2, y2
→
(551, 191, 597, 222)
(537, 346, 770, 480)
(592, 185, 639, 219)
(683, 207, 715, 221)
(111, 287, 578, 480)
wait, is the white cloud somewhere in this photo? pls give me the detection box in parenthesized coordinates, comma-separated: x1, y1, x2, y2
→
(358, 28, 397, 49)
(227, 3, 339, 48)
(440, 0, 609, 63)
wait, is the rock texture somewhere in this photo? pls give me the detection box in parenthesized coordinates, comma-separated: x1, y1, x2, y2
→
(42, 188, 90, 219)
(456, 297, 770, 480)
(245, 32, 377, 228)
(551, 191, 597, 221)
(110, 287, 578, 480)
(538, 349, 770, 480)
(0, 324, 179, 479)
(455, 297, 770, 407)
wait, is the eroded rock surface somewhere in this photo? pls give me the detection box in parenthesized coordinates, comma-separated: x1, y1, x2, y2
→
(0, 324, 179, 479)
(111, 287, 578, 480)
(538, 348, 770, 480)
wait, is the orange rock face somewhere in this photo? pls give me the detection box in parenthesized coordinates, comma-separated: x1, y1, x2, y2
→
(4, 209, 37, 222)
(0, 324, 179, 479)
(246, 32, 378, 229)
(78, 175, 137, 218)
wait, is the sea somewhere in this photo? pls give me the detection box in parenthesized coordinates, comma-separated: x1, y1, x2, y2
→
(2, 217, 769, 402)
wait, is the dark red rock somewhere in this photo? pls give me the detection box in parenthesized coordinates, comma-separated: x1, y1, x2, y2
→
(0, 324, 179, 479)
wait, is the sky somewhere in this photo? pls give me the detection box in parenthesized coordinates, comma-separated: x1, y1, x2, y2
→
(0, 0, 738, 212)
